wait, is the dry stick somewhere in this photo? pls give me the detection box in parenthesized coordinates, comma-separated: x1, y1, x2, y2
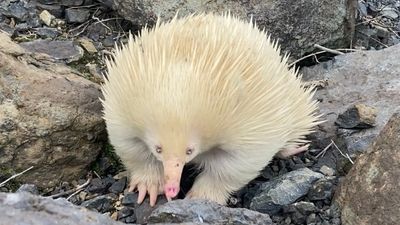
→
(314, 44, 345, 55)
(288, 48, 358, 67)
(316, 142, 333, 158)
(0, 166, 34, 187)
(50, 177, 92, 199)
(330, 139, 354, 164)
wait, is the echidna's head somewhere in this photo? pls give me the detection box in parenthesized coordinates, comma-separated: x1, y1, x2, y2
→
(144, 125, 201, 199)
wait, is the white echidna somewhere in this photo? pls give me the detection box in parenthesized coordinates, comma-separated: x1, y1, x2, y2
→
(101, 13, 322, 206)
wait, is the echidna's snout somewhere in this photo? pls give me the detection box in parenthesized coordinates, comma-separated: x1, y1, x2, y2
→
(163, 158, 185, 200)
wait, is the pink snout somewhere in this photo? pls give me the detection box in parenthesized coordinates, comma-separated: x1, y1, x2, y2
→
(164, 182, 180, 198)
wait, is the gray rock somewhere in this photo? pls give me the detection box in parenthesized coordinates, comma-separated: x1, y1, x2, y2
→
(335, 112, 400, 225)
(109, 0, 356, 59)
(250, 168, 323, 215)
(148, 199, 274, 225)
(65, 8, 90, 23)
(301, 44, 400, 155)
(81, 195, 115, 213)
(36, 3, 64, 18)
(16, 184, 39, 195)
(319, 165, 335, 176)
(87, 177, 115, 194)
(381, 8, 398, 19)
(0, 33, 105, 188)
(283, 201, 317, 225)
(61, 0, 85, 6)
(0, 192, 126, 225)
(35, 27, 61, 38)
(19, 39, 84, 62)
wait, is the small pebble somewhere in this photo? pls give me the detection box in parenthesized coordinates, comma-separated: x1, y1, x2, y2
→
(319, 165, 335, 176)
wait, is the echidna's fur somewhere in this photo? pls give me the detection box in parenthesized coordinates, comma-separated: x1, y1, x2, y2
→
(101, 13, 321, 205)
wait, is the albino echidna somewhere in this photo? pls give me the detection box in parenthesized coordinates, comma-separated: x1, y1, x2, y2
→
(101, 13, 321, 206)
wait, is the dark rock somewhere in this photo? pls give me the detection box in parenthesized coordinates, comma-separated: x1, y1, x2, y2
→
(148, 199, 274, 225)
(250, 168, 323, 215)
(35, 27, 61, 38)
(87, 177, 115, 194)
(3, 2, 29, 21)
(109, 176, 127, 194)
(19, 39, 83, 62)
(283, 201, 317, 224)
(65, 8, 90, 23)
(61, 0, 85, 6)
(81, 195, 115, 213)
(16, 184, 39, 195)
(308, 177, 335, 201)
(121, 192, 137, 207)
(335, 111, 400, 225)
(36, 3, 64, 18)
(335, 104, 377, 129)
(0, 192, 125, 225)
(117, 207, 136, 223)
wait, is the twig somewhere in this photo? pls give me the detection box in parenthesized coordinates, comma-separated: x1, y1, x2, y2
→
(0, 166, 34, 187)
(289, 48, 358, 67)
(50, 176, 92, 199)
(316, 142, 333, 158)
(93, 170, 101, 179)
(330, 139, 354, 164)
(314, 44, 345, 55)
(92, 8, 112, 32)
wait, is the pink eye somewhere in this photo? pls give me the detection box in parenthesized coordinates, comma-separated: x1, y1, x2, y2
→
(186, 148, 193, 155)
(155, 145, 162, 153)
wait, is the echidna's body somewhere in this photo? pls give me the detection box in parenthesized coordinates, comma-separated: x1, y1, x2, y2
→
(101, 13, 321, 206)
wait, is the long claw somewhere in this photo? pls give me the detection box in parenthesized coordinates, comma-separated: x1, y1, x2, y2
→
(137, 184, 147, 204)
(149, 186, 158, 207)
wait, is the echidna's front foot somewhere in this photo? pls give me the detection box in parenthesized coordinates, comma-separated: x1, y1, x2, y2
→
(185, 176, 228, 205)
(128, 175, 163, 207)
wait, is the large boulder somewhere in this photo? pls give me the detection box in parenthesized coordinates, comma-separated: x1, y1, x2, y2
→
(110, 0, 356, 58)
(0, 192, 126, 225)
(0, 32, 105, 188)
(301, 44, 400, 158)
(334, 112, 400, 225)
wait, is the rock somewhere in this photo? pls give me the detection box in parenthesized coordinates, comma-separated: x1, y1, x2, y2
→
(335, 104, 377, 129)
(148, 199, 274, 225)
(19, 39, 84, 63)
(81, 195, 115, 213)
(0, 0, 41, 28)
(283, 201, 317, 225)
(61, 0, 85, 6)
(108, 177, 127, 194)
(0, 33, 105, 188)
(121, 192, 168, 224)
(65, 8, 90, 23)
(335, 112, 400, 225)
(86, 177, 115, 194)
(250, 168, 323, 215)
(16, 184, 39, 195)
(381, 8, 398, 19)
(79, 38, 98, 53)
(319, 165, 335, 176)
(307, 177, 335, 201)
(35, 27, 61, 38)
(36, 3, 64, 18)
(110, 0, 356, 59)
(39, 9, 55, 26)
(301, 44, 400, 155)
(117, 207, 136, 223)
(0, 192, 126, 225)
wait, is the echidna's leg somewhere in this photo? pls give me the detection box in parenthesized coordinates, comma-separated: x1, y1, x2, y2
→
(115, 140, 164, 207)
(186, 148, 272, 204)
(126, 157, 164, 207)
(276, 144, 309, 158)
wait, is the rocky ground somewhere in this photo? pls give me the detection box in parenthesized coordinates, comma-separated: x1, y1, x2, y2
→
(1, 0, 400, 225)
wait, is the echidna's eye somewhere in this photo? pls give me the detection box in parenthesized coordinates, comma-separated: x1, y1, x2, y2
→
(155, 145, 162, 154)
(186, 148, 193, 155)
